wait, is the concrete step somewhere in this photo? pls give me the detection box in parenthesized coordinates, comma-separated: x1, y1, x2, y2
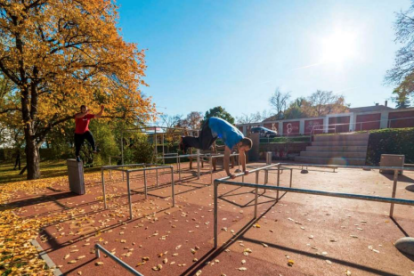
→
(314, 133, 370, 142)
(295, 156, 366, 166)
(300, 151, 367, 158)
(311, 140, 369, 147)
(306, 146, 368, 152)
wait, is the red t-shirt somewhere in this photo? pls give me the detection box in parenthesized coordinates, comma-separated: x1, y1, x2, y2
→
(75, 114, 95, 134)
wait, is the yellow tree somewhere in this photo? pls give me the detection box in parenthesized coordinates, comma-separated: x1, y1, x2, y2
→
(0, 0, 154, 179)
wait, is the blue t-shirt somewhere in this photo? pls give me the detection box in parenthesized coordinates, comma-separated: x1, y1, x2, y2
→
(208, 117, 244, 149)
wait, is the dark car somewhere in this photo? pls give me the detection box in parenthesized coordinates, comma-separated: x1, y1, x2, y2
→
(250, 126, 278, 137)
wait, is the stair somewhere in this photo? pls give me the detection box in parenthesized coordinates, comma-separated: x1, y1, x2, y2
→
(295, 132, 369, 166)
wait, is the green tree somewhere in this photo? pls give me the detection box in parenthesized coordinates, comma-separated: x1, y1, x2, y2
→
(386, 3, 414, 100)
(204, 106, 235, 125)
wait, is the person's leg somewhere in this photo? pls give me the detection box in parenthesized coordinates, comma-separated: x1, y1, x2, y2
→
(74, 133, 84, 159)
(84, 131, 97, 152)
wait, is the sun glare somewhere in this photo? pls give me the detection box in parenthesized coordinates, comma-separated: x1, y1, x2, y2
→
(321, 30, 357, 65)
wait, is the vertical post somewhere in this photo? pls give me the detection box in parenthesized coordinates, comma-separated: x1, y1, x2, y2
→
(171, 167, 175, 207)
(276, 164, 280, 201)
(95, 245, 100, 258)
(101, 168, 107, 209)
(210, 156, 213, 185)
(197, 149, 201, 179)
(254, 171, 259, 218)
(178, 156, 181, 181)
(176, 154, 179, 173)
(156, 168, 159, 186)
(290, 168, 293, 188)
(126, 171, 132, 220)
(214, 181, 218, 248)
(144, 169, 148, 199)
(390, 169, 399, 217)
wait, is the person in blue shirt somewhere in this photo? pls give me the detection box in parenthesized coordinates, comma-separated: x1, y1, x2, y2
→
(180, 117, 252, 178)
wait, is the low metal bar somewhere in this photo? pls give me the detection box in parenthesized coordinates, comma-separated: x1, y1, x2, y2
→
(215, 180, 414, 206)
(213, 175, 414, 248)
(95, 244, 144, 276)
(126, 171, 132, 219)
(197, 149, 201, 180)
(290, 168, 293, 188)
(279, 163, 412, 172)
(390, 169, 398, 217)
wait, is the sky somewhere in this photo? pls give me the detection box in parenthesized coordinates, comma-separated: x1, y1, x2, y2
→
(117, 0, 411, 121)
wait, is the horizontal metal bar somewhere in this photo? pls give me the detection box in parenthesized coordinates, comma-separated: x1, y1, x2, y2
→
(210, 154, 239, 159)
(217, 163, 280, 181)
(102, 163, 145, 169)
(126, 165, 173, 172)
(95, 244, 144, 276)
(215, 180, 414, 206)
(279, 163, 412, 172)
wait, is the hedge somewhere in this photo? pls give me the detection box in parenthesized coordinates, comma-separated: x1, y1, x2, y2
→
(366, 127, 414, 165)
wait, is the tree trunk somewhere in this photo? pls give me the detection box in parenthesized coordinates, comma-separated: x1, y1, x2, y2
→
(25, 134, 41, 180)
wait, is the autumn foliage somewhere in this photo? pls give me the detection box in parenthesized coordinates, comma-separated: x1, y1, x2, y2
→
(0, 0, 154, 179)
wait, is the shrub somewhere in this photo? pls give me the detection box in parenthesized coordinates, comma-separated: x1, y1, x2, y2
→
(366, 127, 414, 165)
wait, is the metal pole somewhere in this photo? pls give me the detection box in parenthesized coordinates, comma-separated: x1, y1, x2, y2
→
(197, 149, 201, 179)
(171, 167, 175, 207)
(290, 168, 293, 188)
(144, 169, 148, 199)
(156, 168, 159, 187)
(214, 182, 218, 248)
(178, 156, 181, 181)
(126, 171, 132, 219)
(254, 171, 259, 218)
(176, 154, 178, 173)
(276, 164, 280, 201)
(95, 244, 143, 276)
(101, 168, 107, 209)
(390, 169, 399, 217)
(210, 156, 214, 185)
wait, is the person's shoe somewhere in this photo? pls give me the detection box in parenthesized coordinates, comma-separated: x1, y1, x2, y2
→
(76, 156, 81, 162)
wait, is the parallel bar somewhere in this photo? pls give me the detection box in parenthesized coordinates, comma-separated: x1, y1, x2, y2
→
(279, 163, 411, 172)
(95, 244, 144, 276)
(215, 180, 414, 206)
(276, 164, 280, 200)
(289, 168, 293, 188)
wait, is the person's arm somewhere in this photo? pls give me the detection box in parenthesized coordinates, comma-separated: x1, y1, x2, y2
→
(94, 105, 105, 118)
(224, 146, 235, 179)
(74, 111, 89, 119)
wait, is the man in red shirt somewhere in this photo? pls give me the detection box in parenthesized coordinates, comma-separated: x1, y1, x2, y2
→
(74, 105, 104, 162)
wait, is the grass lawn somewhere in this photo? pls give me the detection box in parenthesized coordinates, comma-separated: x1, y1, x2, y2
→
(0, 159, 101, 184)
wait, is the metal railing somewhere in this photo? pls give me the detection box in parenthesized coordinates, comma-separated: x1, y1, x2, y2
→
(208, 153, 240, 184)
(101, 164, 175, 219)
(213, 163, 414, 248)
(95, 244, 144, 275)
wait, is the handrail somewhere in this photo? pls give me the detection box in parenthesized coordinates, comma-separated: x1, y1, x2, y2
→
(95, 244, 144, 276)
